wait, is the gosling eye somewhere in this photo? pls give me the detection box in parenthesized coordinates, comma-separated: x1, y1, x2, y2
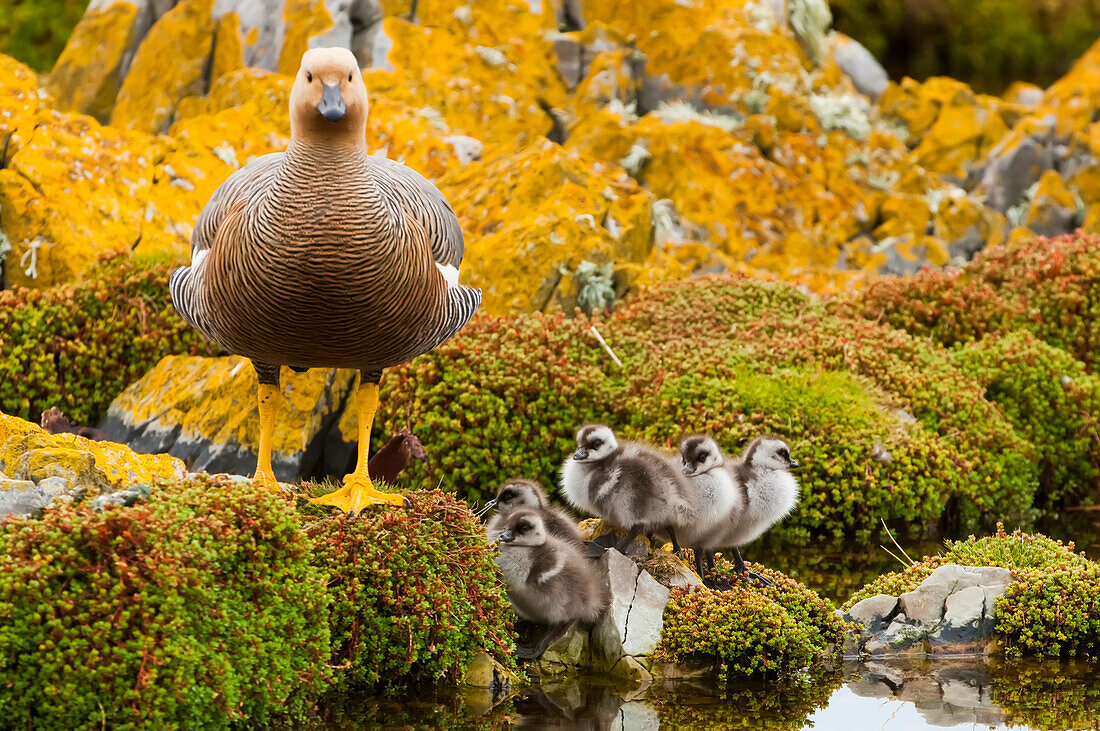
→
(698, 451, 708, 461)
(500, 489, 516, 502)
(590, 440, 602, 449)
(306, 71, 313, 83)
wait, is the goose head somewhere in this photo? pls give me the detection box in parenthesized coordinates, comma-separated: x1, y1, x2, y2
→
(487, 479, 549, 514)
(290, 47, 368, 145)
(680, 435, 724, 475)
(495, 509, 549, 547)
(572, 424, 618, 462)
(744, 436, 799, 471)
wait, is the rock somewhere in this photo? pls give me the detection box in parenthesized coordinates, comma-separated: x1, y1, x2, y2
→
(90, 483, 151, 511)
(592, 549, 670, 660)
(848, 593, 899, 627)
(979, 131, 1056, 212)
(0, 413, 182, 516)
(101, 355, 357, 482)
(830, 33, 889, 100)
(608, 654, 653, 683)
(1, 413, 183, 491)
(855, 565, 1016, 658)
(1026, 169, 1080, 236)
(942, 584, 986, 629)
(110, 0, 218, 135)
(47, 0, 152, 122)
(0, 474, 47, 518)
(538, 626, 591, 669)
(462, 649, 515, 691)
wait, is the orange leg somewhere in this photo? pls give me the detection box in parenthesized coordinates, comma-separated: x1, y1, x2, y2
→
(309, 381, 408, 514)
(253, 383, 285, 494)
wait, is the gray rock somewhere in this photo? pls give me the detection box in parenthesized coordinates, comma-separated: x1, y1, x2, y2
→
(91, 484, 151, 511)
(849, 594, 898, 626)
(943, 585, 986, 630)
(592, 550, 670, 660)
(941, 678, 982, 709)
(980, 131, 1055, 212)
(617, 699, 659, 730)
(0, 475, 47, 518)
(830, 33, 889, 100)
(899, 585, 950, 625)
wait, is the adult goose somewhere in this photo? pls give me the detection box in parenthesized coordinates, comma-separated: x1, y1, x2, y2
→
(170, 47, 480, 513)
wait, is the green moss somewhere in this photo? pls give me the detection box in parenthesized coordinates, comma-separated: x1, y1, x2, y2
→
(843, 526, 1100, 658)
(952, 330, 1100, 507)
(656, 566, 843, 681)
(300, 485, 516, 690)
(380, 274, 1040, 537)
(997, 563, 1100, 658)
(830, 0, 1100, 92)
(0, 475, 331, 729)
(0, 251, 220, 426)
(0, 0, 88, 72)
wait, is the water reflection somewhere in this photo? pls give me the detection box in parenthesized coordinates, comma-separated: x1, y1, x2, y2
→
(307, 657, 1100, 730)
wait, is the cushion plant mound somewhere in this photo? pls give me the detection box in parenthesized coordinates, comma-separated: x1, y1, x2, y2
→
(0, 251, 220, 427)
(376, 274, 1038, 538)
(951, 330, 1100, 508)
(846, 232, 1100, 371)
(301, 486, 516, 690)
(0, 474, 330, 730)
(656, 565, 845, 682)
(844, 526, 1100, 658)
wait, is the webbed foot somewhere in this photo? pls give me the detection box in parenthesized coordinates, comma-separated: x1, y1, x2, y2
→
(309, 471, 410, 515)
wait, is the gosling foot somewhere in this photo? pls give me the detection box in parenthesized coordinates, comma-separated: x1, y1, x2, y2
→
(309, 472, 410, 516)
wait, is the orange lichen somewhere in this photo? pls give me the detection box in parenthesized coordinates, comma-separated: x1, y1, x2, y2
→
(0, 412, 185, 490)
(45, 1, 140, 122)
(438, 140, 656, 313)
(210, 11, 245, 83)
(110, 0, 216, 134)
(275, 0, 334, 76)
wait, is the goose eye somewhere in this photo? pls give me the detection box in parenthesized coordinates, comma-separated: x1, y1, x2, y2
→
(348, 72, 353, 81)
(306, 71, 313, 83)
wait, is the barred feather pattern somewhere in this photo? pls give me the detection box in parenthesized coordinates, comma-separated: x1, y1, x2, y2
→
(170, 140, 481, 372)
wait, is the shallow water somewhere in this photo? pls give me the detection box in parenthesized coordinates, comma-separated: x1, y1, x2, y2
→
(308, 513, 1100, 729)
(315, 657, 1100, 730)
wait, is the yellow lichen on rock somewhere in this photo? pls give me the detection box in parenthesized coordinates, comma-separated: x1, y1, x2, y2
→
(110, 0, 217, 134)
(211, 11, 246, 83)
(1026, 169, 1080, 235)
(364, 2, 568, 148)
(0, 55, 50, 140)
(439, 140, 656, 313)
(45, 1, 141, 122)
(276, 0, 334, 76)
(0, 412, 185, 491)
(105, 355, 356, 462)
(0, 110, 162, 287)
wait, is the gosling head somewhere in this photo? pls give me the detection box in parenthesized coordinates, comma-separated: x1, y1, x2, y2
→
(572, 424, 618, 463)
(290, 47, 368, 144)
(495, 509, 548, 547)
(744, 436, 799, 471)
(487, 479, 549, 515)
(680, 435, 724, 476)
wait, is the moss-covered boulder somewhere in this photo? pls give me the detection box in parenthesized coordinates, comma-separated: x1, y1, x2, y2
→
(656, 565, 846, 681)
(844, 526, 1100, 658)
(0, 253, 219, 427)
(0, 475, 332, 728)
(301, 486, 517, 690)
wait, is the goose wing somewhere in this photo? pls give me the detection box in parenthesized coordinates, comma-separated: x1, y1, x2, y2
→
(190, 152, 285, 256)
(171, 152, 284, 342)
(366, 155, 465, 268)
